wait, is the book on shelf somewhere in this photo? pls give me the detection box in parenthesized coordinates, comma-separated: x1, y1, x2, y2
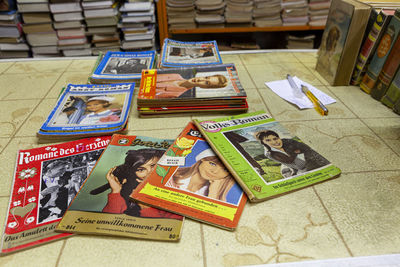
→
(370, 33, 400, 101)
(381, 67, 400, 108)
(360, 9, 400, 94)
(0, 136, 112, 255)
(315, 0, 372, 86)
(21, 12, 52, 24)
(89, 50, 156, 84)
(56, 134, 184, 241)
(351, 9, 396, 86)
(17, 2, 50, 12)
(37, 83, 135, 140)
(159, 39, 222, 68)
(22, 22, 53, 34)
(131, 122, 247, 230)
(192, 111, 342, 202)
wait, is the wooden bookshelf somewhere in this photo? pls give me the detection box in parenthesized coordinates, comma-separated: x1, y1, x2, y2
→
(156, 0, 325, 47)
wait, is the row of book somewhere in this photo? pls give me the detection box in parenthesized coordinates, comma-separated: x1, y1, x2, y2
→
(0, 39, 341, 255)
(166, 0, 331, 29)
(0, 0, 157, 58)
(315, 0, 400, 115)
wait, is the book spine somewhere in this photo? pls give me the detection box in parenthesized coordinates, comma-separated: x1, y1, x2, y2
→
(192, 119, 257, 202)
(370, 34, 400, 101)
(351, 10, 391, 85)
(381, 67, 400, 108)
(360, 10, 400, 94)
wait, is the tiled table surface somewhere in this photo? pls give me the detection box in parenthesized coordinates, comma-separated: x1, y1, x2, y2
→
(0, 51, 399, 267)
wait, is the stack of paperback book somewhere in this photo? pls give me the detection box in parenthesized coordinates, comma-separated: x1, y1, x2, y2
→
(195, 0, 225, 28)
(37, 82, 135, 141)
(225, 0, 253, 26)
(281, 0, 309, 26)
(0, 0, 30, 58)
(252, 0, 283, 27)
(165, 0, 196, 29)
(82, 0, 120, 55)
(308, 0, 331, 26)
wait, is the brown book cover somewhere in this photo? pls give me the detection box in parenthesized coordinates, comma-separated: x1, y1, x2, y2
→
(22, 22, 53, 34)
(315, 0, 371, 86)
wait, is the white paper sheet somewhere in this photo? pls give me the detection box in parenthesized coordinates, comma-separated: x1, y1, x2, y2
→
(265, 76, 336, 109)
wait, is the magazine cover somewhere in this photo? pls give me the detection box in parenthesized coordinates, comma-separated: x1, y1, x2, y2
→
(56, 134, 184, 241)
(160, 39, 222, 68)
(138, 64, 247, 101)
(193, 111, 341, 202)
(131, 122, 247, 230)
(0, 136, 111, 255)
(89, 51, 156, 82)
(38, 83, 135, 138)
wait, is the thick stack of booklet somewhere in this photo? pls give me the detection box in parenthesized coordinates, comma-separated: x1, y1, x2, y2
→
(82, 0, 120, 55)
(195, 0, 225, 28)
(89, 50, 156, 84)
(308, 0, 330, 26)
(166, 0, 196, 29)
(37, 82, 135, 141)
(159, 39, 222, 68)
(225, 0, 253, 26)
(281, 0, 309, 26)
(136, 63, 248, 116)
(119, 0, 155, 51)
(253, 0, 283, 27)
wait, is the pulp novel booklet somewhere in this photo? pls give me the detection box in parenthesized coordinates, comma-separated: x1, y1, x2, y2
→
(37, 83, 135, 140)
(137, 64, 247, 105)
(0, 136, 111, 255)
(89, 50, 156, 84)
(159, 39, 222, 68)
(56, 134, 184, 241)
(131, 122, 247, 230)
(193, 111, 342, 202)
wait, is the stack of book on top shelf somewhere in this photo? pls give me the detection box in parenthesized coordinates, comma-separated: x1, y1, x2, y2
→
(281, 0, 309, 26)
(50, 0, 90, 56)
(308, 0, 331, 26)
(166, 0, 196, 29)
(316, 0, 400, 114)
(119, 0, 155, 51)
(82, 0, 120, 55)
(195, 0, 225, 28)
(0, 0, 30, 58)
(224, 0, 253, 27)
(252, 0, 283, 27)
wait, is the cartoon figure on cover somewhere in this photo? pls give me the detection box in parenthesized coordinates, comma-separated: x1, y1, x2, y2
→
(255, 130, 330, 178)
(98, 149, 182, 218)
(165, 140, 242, 205)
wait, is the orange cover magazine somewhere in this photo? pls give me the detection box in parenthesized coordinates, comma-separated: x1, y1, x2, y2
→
(131, 122, 247, 230)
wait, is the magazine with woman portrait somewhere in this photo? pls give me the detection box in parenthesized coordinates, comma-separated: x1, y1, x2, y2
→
(138, 63, 247, 102)
(131, 122, 247, 231)
(38, 83, 134, 139)
(56, 134, 184, 241)
(160, 39, 222, 68)
(0, 136, 111, 255)
(193, 111, 342, 202)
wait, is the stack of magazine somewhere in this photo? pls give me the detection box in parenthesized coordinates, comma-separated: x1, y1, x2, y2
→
(37, 82, 135, 141)
(136, 64, 249, 116)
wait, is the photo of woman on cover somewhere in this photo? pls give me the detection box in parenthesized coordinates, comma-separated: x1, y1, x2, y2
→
(165, 140, 242, 205)
(52, 93, 126, 126)
(223, 122, 330, 183)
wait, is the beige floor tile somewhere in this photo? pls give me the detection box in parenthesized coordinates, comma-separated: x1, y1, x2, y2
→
(15, 98, 58, 137)
(203, 188, 349, 267)
(258, 85, 355, 121)
(0, 73, 61, 100)
(0, 197, 64, 265)
(0, 137, 43, 196)
(0, 62, 14, 74)
(363, 117, 400, 155)
(328, 85, 399, 119)
(0, 137, 10, 154)
(128, 110, 192, 133)
(47, 72, 92, 98)
(67, 59, 97, 72)
(5, 60, 72, 73)
(302, 62, 330, 86)
(0, 100, 41, 138)
(220, 54, 243, 66)
(314, 171, 400, 256)
(236, 65, 256, 89)
(240, 52, 300, 65)
(293, 52, 318, 64)
(58, 220, 204, 267)
(246, 88, 270, 113)
(281, 119, 400, 173)
(246, 63, 324, 89)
